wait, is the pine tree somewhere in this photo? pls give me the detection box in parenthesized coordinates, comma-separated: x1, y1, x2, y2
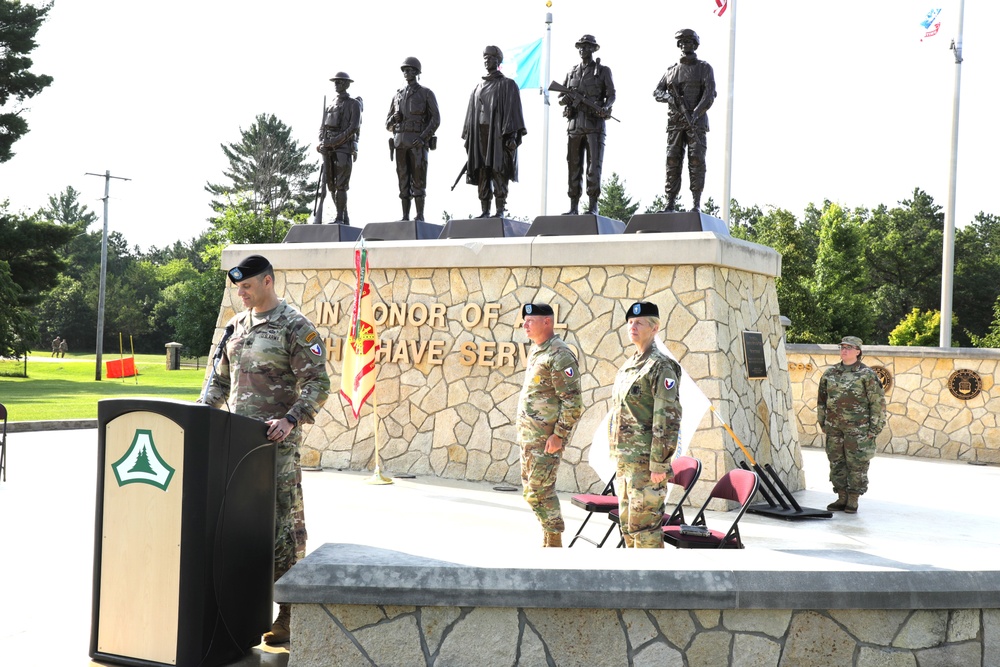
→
(597, 173, 640, 222)
(0, 0, 54, 162)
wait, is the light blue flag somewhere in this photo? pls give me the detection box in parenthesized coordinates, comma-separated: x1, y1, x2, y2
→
(504, 38, 543, 90)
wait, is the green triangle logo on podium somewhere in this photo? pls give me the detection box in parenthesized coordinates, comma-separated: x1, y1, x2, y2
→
(111, 429, 176, 491)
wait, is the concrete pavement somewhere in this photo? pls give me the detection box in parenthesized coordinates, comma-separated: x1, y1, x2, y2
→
(1, 428, 998, 666)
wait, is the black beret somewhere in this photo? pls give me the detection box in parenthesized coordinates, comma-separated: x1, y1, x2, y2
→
(522, 303, 554, 317)
(626, 301, 659, 320)
(228, 255, 272, 283)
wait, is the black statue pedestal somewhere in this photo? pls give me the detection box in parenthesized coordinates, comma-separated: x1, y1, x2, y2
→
(440, 217, 530, 239)
(526, 214, 625, 237)
(360, 220, 445, 241)
(283, 223, 362, 243)
(624, 210, 730, 236)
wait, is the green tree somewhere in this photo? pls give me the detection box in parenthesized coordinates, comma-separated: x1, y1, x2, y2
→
(205, 113, 317, 227)
(807, 202, 873, 343)
(208, 195, 295, 245)
(0, 201, 74, 306)
(35, 274, 92, 353)
(166, 269, 226, 358)
(0, 0, 53, 162)
(954, 212, 1000, 344)
(597, 172, 639, 221)
(889, 308, 956, 346)
(968, 295, 1000, 349)
(0, 259, 34, 358)
(861, 189, 944, 343)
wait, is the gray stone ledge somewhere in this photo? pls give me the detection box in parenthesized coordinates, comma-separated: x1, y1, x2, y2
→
(220, 233, 780, 277)
(787, 343, 1000, 360)
(7, 419, 97, 433)
(276, 543, 1000, 612)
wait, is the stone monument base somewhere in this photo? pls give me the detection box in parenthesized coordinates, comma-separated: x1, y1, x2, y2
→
(360, 220, 445, 241)
(440, 217, 530, 239)
(625, 211, 729, 236)
(526, 214, 625, 236)
(282, 223, 362, 243)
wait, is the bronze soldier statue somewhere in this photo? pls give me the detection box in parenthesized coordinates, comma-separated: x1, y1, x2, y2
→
(461, 45, 527, 219)
(653, 29, 716, 212)
(386, 57, 440, 222)
(557, 34, 615, 216)
(318, 72, 362, 224)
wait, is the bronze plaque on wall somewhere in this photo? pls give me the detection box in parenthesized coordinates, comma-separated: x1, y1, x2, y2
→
(742, 331, 767, 380)
(947, 369, 983, 400)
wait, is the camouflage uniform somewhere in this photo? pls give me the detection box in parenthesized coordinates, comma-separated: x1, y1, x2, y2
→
(610, 346, 682, 548)
(817, 360, 886, 496)
(516, 335, 583, 535)
(203, 300, 330, 579)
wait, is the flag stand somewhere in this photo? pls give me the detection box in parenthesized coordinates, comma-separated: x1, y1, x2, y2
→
(364, 382, 392, 486)
(711, 406, 831, 520)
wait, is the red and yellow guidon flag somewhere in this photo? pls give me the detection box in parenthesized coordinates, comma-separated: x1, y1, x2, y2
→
(340, 247, 379, 418)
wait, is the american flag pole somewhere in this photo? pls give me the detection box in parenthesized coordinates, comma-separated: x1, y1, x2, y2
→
(939, 0, 965, 347)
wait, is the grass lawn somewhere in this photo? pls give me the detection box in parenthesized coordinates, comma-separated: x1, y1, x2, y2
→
(0, 354, 208, 422)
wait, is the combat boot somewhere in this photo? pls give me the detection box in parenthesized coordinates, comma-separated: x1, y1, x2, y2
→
(691, 190, 703, 211)
(562, 198, 579, 215)
(334, 191, 347, 224)
(477, 199, 492, 218)
(544, 531, 563, 548)
(845, 494, 860, 514)
(495, 197, 507, 218)
(585, 195, 599, 215)
(263, 604, 291, 645)
(414, 197, 425, 221)
(400, 197, 411, 221)
(826, 492, 848, 511)
(660, 196, 676, 213)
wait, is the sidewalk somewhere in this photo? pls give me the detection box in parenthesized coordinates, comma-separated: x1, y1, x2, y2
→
(2, 428, 998, 666)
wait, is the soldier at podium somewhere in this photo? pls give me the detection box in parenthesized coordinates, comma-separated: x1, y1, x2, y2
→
(200, 254, 330, 645)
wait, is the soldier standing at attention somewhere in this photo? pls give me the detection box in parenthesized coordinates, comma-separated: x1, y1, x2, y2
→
(200, 254, 330, 645)
(653, 28, 716, 212)
(386, 56, 440, 223)
(517, 303, 583, 548)
(817, 336, 886, 514)
(558, 34, 615, 216)
(610, 302, 682, 548)
(318, 72, 362, 224)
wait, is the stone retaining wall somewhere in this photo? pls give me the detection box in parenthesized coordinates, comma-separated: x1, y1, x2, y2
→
(787, 344, 1000, 463)
(218, 235, 803, 500)
(290, 604, 997, 667)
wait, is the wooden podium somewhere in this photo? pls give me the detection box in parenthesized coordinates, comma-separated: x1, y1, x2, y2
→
(90, 398, 275, 667)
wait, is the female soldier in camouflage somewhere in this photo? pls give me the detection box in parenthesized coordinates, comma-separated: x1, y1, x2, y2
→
(609, 302, 682, 548)
(817, 336, 886, 514)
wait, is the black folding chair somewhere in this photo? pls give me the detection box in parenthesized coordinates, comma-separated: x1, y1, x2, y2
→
(610, 455, 702, 547)
(568, 477, 619, 547)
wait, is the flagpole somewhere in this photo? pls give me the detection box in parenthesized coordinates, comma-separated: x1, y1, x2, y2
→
(540, 11, 553, 216)
(939, 0, 965, 348)
(721, 0, 736, 226)
(365, 385, 392, 485)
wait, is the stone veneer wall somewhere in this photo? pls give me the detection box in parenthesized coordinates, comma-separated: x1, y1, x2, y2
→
(787, 344, 1000, 463)
(290, 604, 998, 667)
(217, 235, 803, 498)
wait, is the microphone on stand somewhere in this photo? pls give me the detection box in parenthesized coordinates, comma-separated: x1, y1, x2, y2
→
(214, 324, 235, 361)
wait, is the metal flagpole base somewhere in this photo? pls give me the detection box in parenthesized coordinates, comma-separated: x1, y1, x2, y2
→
(365, 467, 394, 485)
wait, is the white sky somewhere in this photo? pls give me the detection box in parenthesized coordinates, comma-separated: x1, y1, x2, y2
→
(1, 0, 995, 252)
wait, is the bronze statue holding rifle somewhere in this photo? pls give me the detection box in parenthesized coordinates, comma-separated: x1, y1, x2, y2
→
(653, 29, 716, 212)
(317, 72, 362, 224)
(386, 57, 440, 222)
(552, 34, 616, 216)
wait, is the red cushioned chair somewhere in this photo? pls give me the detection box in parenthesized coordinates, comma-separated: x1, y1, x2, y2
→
(0, 402, 7, 482)
(662, 468, 759, 549)
(568, 477, 619, 547)
(609, 455, 703, 547)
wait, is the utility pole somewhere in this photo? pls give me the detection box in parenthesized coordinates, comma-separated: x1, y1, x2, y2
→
(939, 0, 965, 348)
(85, 170, 131, 380)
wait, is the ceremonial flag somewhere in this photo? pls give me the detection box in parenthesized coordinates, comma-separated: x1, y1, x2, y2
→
(340, 246, 379, 419)
(920, 8, 943, 41)
(714, 0, 729, 18)
(504, 38, 543, 90)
